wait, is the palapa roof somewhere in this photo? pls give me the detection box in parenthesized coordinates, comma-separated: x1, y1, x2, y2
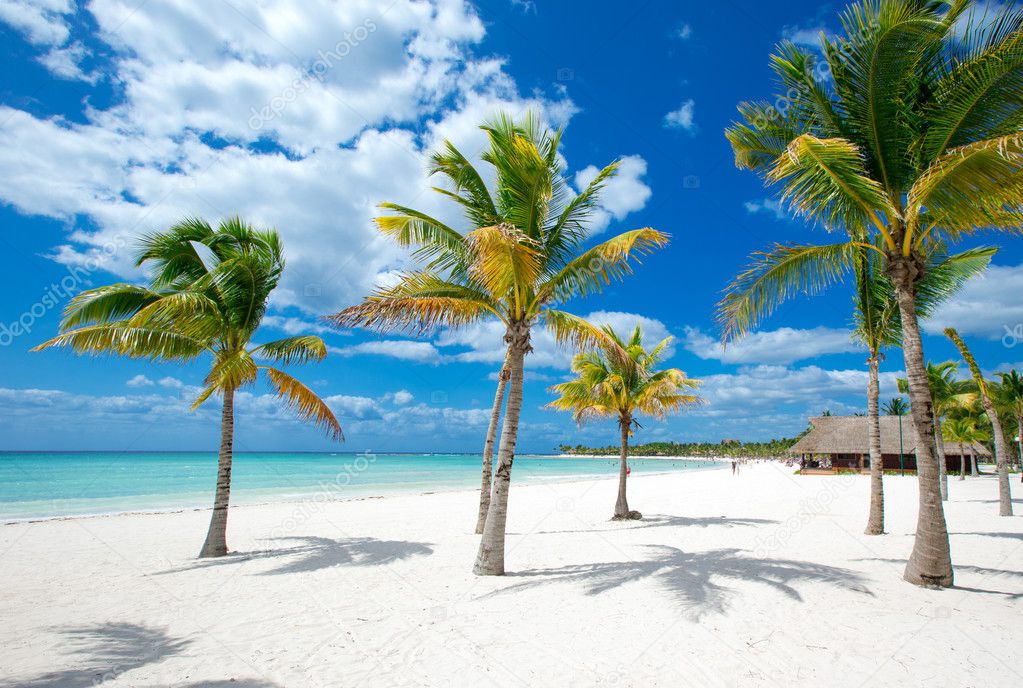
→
(789, 416, 992, 457)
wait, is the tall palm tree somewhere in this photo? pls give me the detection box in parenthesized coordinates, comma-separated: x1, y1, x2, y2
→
(34, 218, 343, 557)
(724, 240, 989, 534)
(721, 0, 1023, 587)
(994, 370, 1023, 481)
(330, 115, 669, 575)
(945, 328, 1013, 516)
(547, 326, 702, 520)
(898, 361, 976, 500)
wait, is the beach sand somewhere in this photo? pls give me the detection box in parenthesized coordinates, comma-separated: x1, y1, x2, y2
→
(1, 462, 1019, 687)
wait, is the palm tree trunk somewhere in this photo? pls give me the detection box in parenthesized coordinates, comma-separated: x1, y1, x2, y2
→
(865, 354, 884, 535)
(982, 402, 1014, 516)
(1017, 416, 1022, 483)
(891, 272, 953, 587)
(959, 442, 965, 481)
(473, 322, 530, 576)
(612, 414, 633, 520)
(200, 386, 234, 558)
(475, 363, 509, 534)
(970, 448, 977, 476)
(934, 416, 948, 500)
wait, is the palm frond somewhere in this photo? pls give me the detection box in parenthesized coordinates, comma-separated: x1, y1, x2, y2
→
(252, 335, 327, 365)
(264, 367, 344, 441)
(32, 323, 207, 361)
(60, 284, 163, 329)
(718, 241, 859, 341)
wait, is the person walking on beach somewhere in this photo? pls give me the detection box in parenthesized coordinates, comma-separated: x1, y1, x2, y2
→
(731, 460, 736, 476)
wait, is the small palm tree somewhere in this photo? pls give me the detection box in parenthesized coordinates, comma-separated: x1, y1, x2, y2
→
(722, 0, 1023, 587)
(994, 370, 1023, 481)
(898, 361, 975, 500)
(547, 325, 702, 520)
(945, 328, 1013, 516)
(34, 218, 343, 557)
(942, 417, 989, 481)
(331, 115, 668, 575)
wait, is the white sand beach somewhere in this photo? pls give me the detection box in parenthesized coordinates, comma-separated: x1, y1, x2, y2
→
(1, 463, 1020, 688)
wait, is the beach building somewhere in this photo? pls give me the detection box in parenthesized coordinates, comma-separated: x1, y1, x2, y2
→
(789, 415, 992, 474)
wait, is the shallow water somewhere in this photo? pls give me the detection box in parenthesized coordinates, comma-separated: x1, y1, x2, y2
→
(0, 451, 722, 520)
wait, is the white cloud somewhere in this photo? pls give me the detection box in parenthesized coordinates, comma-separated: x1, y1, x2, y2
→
(683, 326, 859, 365)
(126, 374, 154, 388)
(572, 154, 652, 232)
(676, 23, 692, 40)
(663, 99, 696, 132)
(744, 198, 788, 221)
(385, 389, 415, 405)
(332, 340, 443, 364)
(436, 310, 674, 369)
(922, 262, 1023, 341)
(0, 0, 579, 318)
(37, 41, 94, 81)
(781, 24, 830, 49)
(158, 376, 186, 390)
(693, 364, 902, 424)
(261, 314, 335, 336)
(0, 0, 74, 46)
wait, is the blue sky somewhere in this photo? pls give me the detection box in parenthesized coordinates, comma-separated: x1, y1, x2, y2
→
(1, 0, 1020, 453)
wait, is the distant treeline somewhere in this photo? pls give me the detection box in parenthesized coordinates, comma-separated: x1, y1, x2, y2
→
(558, 436, 802, 458)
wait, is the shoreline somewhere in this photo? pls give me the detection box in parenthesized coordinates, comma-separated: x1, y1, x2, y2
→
(1, 461, 727, 525)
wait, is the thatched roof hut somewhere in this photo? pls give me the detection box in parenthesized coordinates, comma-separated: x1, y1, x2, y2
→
(789, 415, 990, 472)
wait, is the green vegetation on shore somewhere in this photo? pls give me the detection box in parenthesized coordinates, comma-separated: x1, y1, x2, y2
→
(558, 436, 802, 459)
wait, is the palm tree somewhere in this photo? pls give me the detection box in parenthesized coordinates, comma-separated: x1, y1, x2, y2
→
(330, 115, 669, 575)
(942, 417, 989, 481)
(883, 397, 909, 477)
(945, 328, 1013, 516)
(721, 0, 1023, 587)
(547, 325, 702, 520)
(898, 361, 975, 500)
(994, 370, 1023, 481)
(34, 218, 343, 557)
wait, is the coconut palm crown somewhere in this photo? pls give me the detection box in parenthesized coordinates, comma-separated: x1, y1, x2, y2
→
(34, 217, 343, 557)
(720, 0, 1023, 587)
(547, 325, 702, 519)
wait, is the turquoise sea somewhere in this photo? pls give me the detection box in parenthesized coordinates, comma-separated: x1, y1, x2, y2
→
(0, 452, 721, 521)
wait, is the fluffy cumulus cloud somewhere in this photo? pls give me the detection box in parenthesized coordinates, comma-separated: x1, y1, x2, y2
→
(0, 0, 624, 319)
(683, 326, 859, 365)
(573, 155, 652, 233)
(663, 99, 696, 132)
(686, 363, 902, 436)
(435, 310, 674, 369)
(922, 262, 1023, 342)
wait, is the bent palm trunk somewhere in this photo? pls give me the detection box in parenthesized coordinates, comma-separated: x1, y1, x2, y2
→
(891, 273, 953, 587)
(200, 386, 235, 558)
(612, 414, 634, 520)
(474, 322, 530, 576)
(934, 416, 948, 501)
(970, 448, 977, 476)
(983, 404, 1014, 516)
(865, 355, 884, 535)
(476, 364, 509, 534)
(959, 442, 965, 481)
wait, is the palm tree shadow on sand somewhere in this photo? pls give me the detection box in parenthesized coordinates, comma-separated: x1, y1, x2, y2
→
(10, 622, 196, 688)
(527, 514, 779, 536)
(155, 536, 434, 576)
(490, 545, 873, 620)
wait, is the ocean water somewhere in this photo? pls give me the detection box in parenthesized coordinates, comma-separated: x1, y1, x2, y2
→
(0, 452, 721, 521)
